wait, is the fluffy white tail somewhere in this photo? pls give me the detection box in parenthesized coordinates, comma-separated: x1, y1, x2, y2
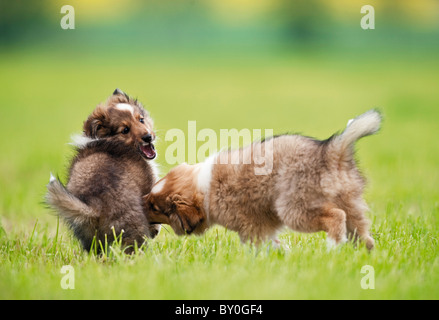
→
(335, 109, 382, 153)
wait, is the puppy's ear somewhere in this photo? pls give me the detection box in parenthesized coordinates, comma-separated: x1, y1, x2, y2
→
(83, 116, 102, 138)
(83, 106, 106, 138)
(171, 194, 204, 235)
(113, 88, 124, 95)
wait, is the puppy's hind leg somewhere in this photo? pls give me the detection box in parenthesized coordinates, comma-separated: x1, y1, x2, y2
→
(277, 203, 347, 248)
(318, 207, 348, 248)
(346, 206, 374, 250)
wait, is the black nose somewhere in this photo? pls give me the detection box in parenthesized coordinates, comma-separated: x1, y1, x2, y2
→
(142, 133, 152, 143)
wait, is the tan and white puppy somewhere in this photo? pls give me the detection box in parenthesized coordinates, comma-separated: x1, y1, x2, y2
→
(144, 110, 381, 250)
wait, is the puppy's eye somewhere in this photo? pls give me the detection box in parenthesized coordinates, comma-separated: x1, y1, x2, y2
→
(139, 118, 145, 124)
(150, 203, 160, 212)
(122, 126, 130, 134)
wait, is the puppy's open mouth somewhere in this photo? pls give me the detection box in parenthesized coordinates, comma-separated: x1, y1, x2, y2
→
(140, 143, 156, 160)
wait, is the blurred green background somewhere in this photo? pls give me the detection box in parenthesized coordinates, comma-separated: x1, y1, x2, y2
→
(1, 0, 438, 222)
(1, 0, 438, 224)
(0, 0, 439, 299)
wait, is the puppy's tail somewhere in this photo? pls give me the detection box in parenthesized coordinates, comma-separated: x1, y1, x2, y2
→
(45, 173, 98, 231)
(328, 109, 382, 161)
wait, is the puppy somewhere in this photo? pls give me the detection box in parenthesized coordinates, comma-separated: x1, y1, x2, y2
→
(144, 110, 381, 250)
(46, 89, 160, 253)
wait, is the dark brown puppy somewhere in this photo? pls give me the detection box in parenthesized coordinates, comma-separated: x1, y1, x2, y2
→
(46, 89, 160, 253)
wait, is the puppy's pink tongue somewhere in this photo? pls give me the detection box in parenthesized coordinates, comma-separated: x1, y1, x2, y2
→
(141, 144, 156, 159)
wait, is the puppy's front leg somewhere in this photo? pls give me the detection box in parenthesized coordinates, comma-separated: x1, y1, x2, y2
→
(268, 237, 291, 252)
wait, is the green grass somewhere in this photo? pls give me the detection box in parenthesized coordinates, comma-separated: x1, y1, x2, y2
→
(0, 48, 438, 299)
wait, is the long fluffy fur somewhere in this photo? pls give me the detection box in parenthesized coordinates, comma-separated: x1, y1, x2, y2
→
(46, 176, 99, 247)
(46, 175, 96, 220)
(46, 90, 160, 253)
(144, 110, 381, 250)
(333, 109, 382, 154)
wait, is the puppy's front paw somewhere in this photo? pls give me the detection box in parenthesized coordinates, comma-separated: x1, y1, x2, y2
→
(149, 224, 161, 238)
